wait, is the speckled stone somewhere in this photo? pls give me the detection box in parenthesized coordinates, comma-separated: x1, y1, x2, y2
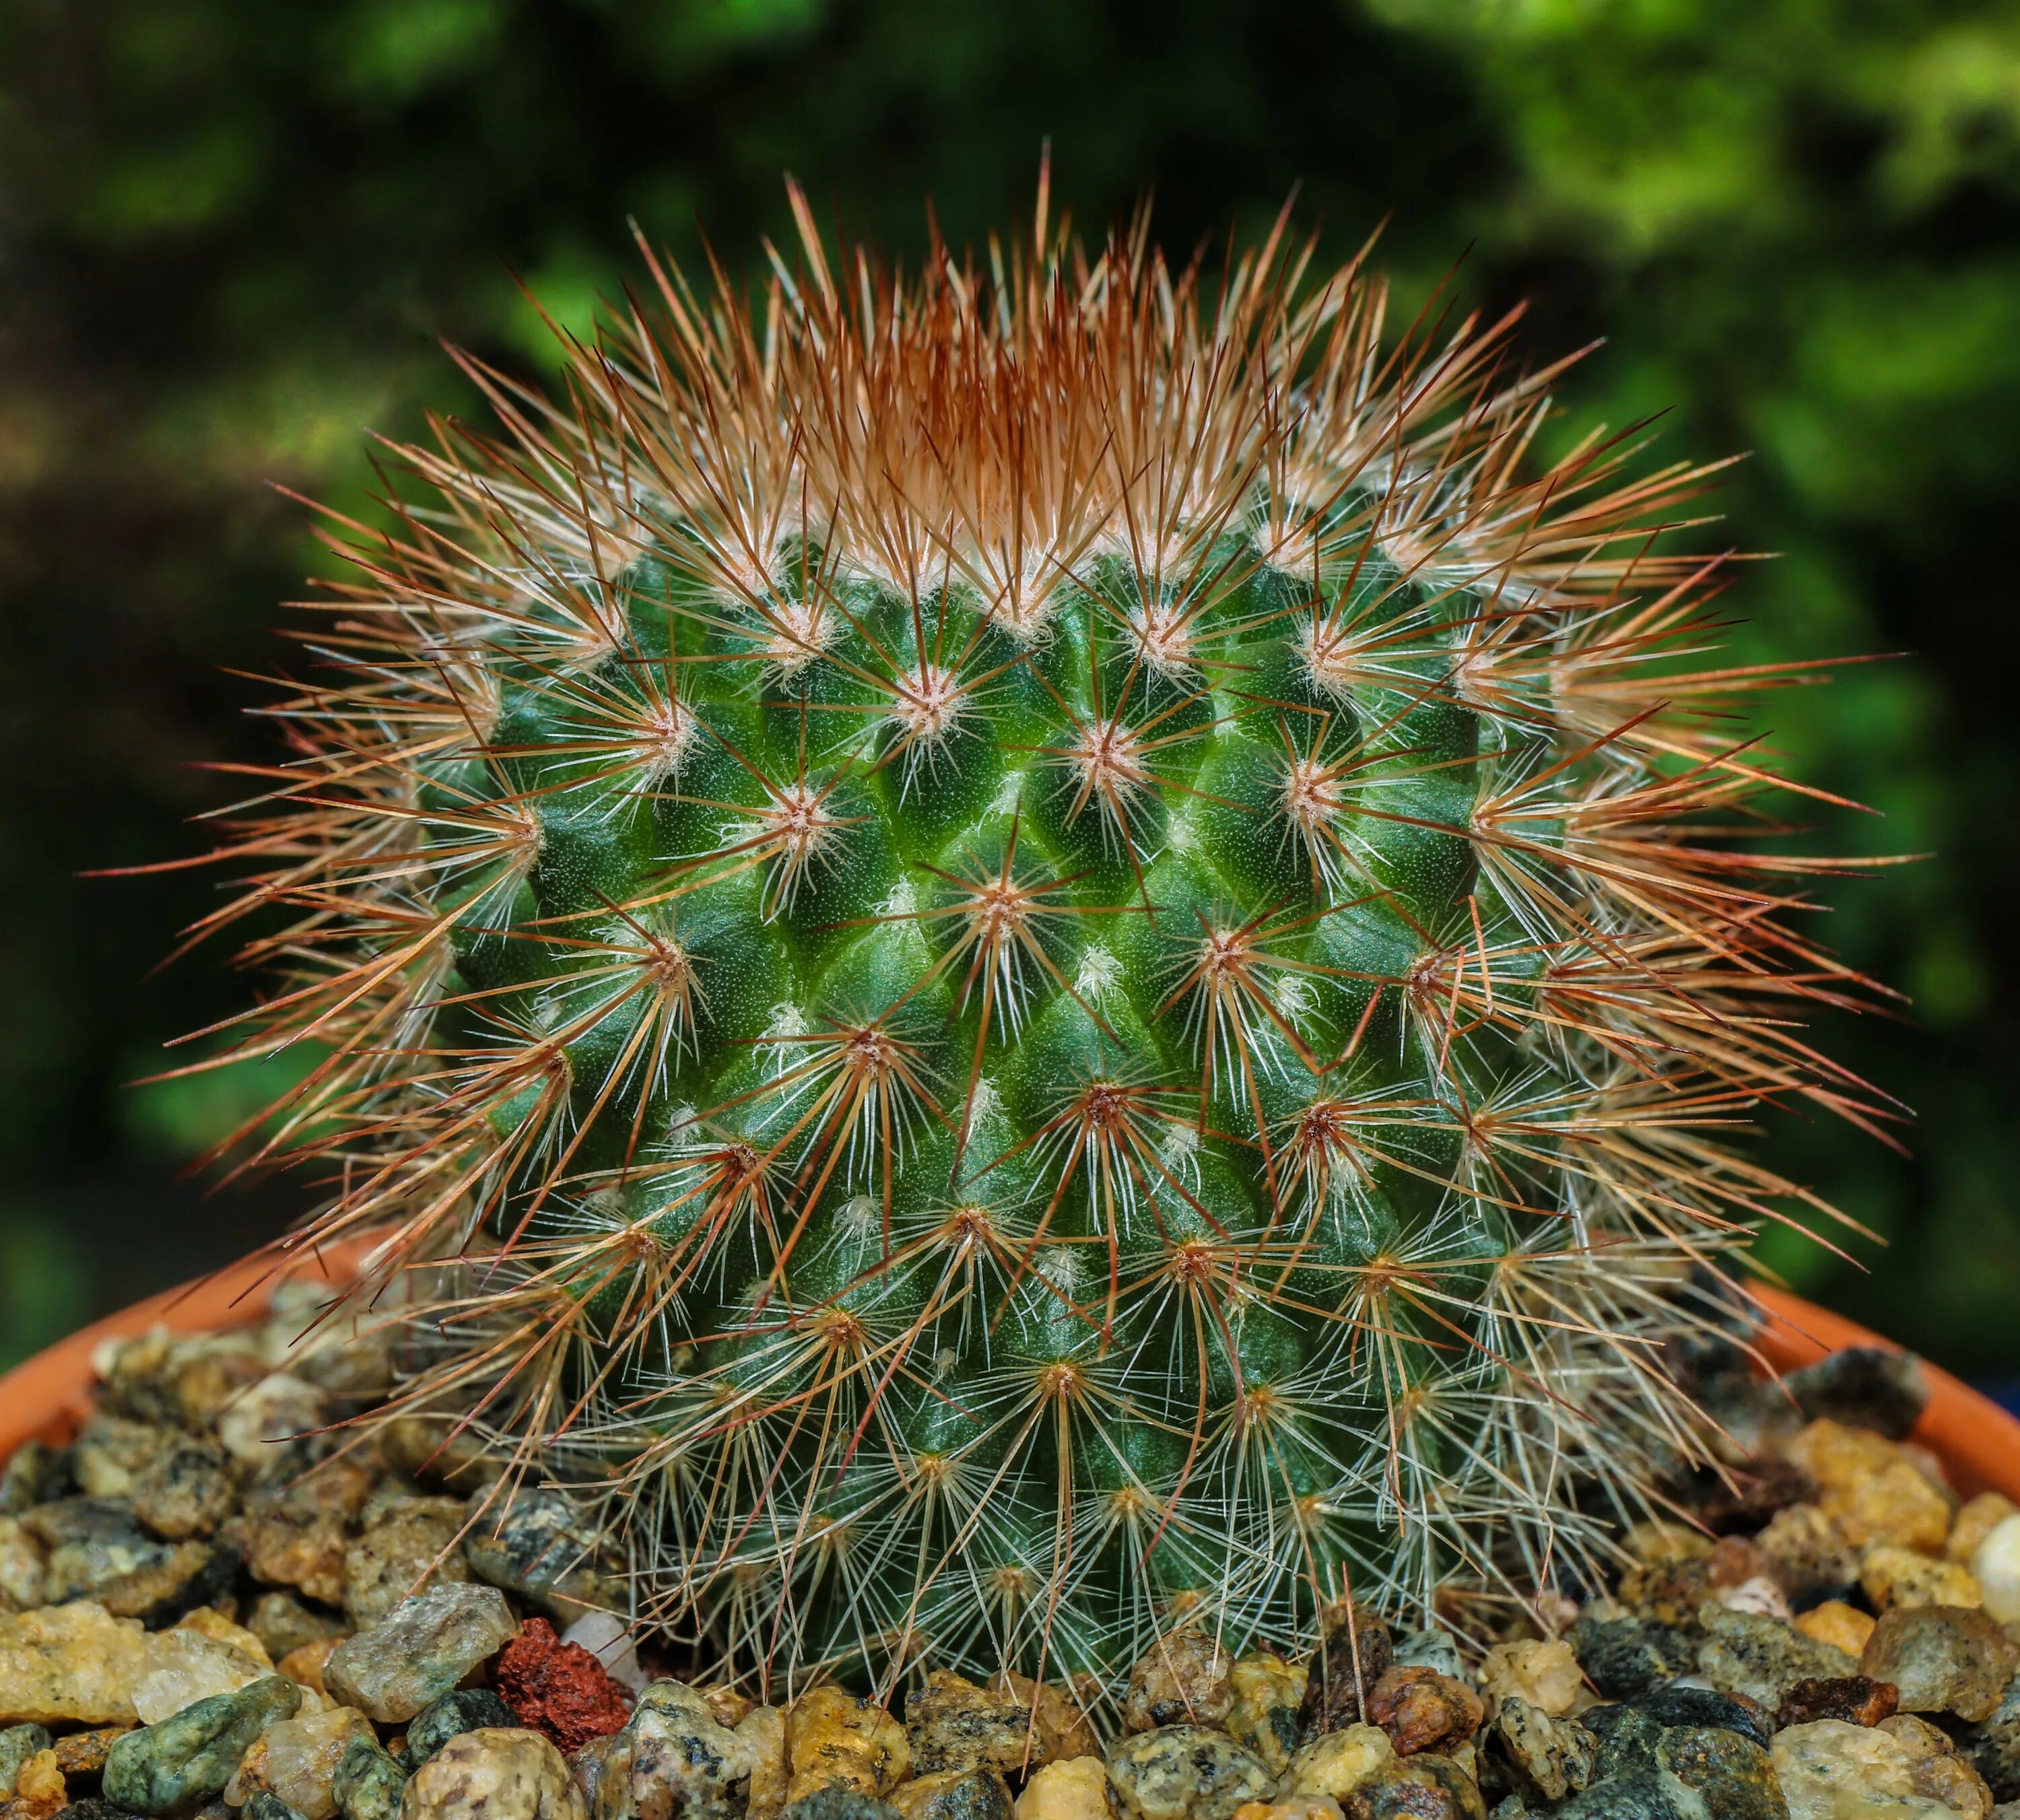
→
(1756, 1506, 1861, 1607)
(55, 1723, 136, 1779)
(227, 1465, 378, 1614)
(584, 1680, 755, 1820)
(0, 1449, 70, 1520)
(1550, 1772, 1706, 1820)
(397, 1730, 584, 1820)
(341, 1501, 473, 1632)
(1878, 1715, 1994, 1820)
(776, 1788, 900, 1820)
(1390, 1634, 1464, 1681)
(0, 1520, 45, 1615)
(1227, 1655, 1306, 1778)
(407, 1693, 518, 1770)
(333, 1737, 408, 1820)
(1786, 1349, 1928, 1440)
(102, 1674, 301, 1817)
(1, 1728, 53, 1800)
(1696, 1604, 1858, 1709)
(323, 1586, 518, 1726)
(888, 1770, 1011, 1820)
(1566, 1616, 1697, 1699)
(215, 1378, 327, 1471)
(1487, 1698, 1595, 1805)
(904, 1673, 1032, 1778)
(73, 1422, 173, 1503)
(1122, 1632, 1233, 1735)
(1584, 1706, 1667, 1783)
(1654, 1726, 1786, 1820)
(1631, 1686, 1774, 1750)
(1283, 1727, 1394, 1802)
(984, 1677, 1097, 1770)
(1861, 1547, 1982, 1613)
(247, 1596, 349, 1666)
(1105, 1726, 1275, 1820)
(785, 1689, 909, 1804)
(1957, 1676, 2020, 1800)
(1338, 1753, 1485, 1820)
(461, 1491, 617, 1629)
(245, 1793, 310, 1820)
(1862, 1606, 2020, 1723)
(0, 1600, 153, 1726)
(130, 1442, 235, 1545)
(1300, 1611, 1394, 1738)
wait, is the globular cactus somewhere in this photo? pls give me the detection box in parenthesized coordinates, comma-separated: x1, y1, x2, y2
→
(199, 182, 1882, 1696)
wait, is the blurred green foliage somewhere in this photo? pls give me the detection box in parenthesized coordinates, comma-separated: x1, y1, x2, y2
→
(1, 0, 2015, 1371)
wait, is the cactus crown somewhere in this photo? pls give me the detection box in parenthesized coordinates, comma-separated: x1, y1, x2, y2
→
(200, 182, 1883, 1697)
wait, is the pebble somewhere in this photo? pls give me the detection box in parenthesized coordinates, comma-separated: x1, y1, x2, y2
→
(0, 1450, 69, 1520)
(1, 1728, 53, 1800)
(494, 1620, 630, 1754)
(131, 1442, 237, 1544)
(1861, 1547, 1982, 1613)
(248, 1596, 349, 1666)
(1632, 1686, 1774, 1749)
(0, 1526, 42, 1615)
(1104, 1726, 1275, 1820)
(102, 1674, 302, 1816)
(1782, 1422, 1953, 1554)
(323, 1586, 517, 1725)
(398, 1730, 584, 1820)
(343, 1502, 472, 1632)
(1955, 1499, 2020, 1565)
(1363, 1669, 1481, 1757)
(278, 1640, 345, 1701)
(1794, 1603, 1877, 1658)
(134, 1628, 273, 1725)
(1011, 1759, 1106, 1820)
(1300, 1611, 1394, 1737)
(0, 1600, 152, 1726)
(737, 1705, 788, 1819)
(1879, 1715, 1996, 1820)
(583, 1679, 753, 1820)
(333, 1737, 408, 1820)
(462, 1491, 618, 1628)
(1773, 1719, 1953, 1820)
(1487, 1698, 1594, 1805)
(215, 1378, 328, 1469)
(405, 1692, 517, 1768)
(1476, 1642, 1582, 1719)
(1226, 1654, 1306, 1777)
(1283, 1726, 1394, 1800)
(1961, 1679, 2020, 1802)
(1756, 1506, 1862, 1606)
(987, 1677, 1098, 1767)
(227, 1706, 378, 1820)
(1972, 1518, 2020, 1627)
(1232, 1800, 1342, 1820)
(1786, 1349, 1930, 1440)
(1654, 1725, 1785, 1820)
(53, 1722, 132, 1778)
(1337, 1753, 1484, 1820)
(905, 1673, 1032, 1778)
(73, 1420, 171, 1502)
(1861, 1606, 2020, 1722)
(778, 1790, 900, 1820)
(1566, 1616, 1697, 1699)
(1124, 1631, 1233, 1734)
(1775, 1677, 1900, 1728)
(228, 1469, 375, 1613)
(786, 1688, 910, 1802)
(1391, 1633, 1464, 1681)
(888, 1770, 1011, 1820)
(1696, 1603, 1858, 1708)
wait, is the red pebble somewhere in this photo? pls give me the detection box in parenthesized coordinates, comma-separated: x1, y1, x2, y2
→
(494, 1617, 634, 1751)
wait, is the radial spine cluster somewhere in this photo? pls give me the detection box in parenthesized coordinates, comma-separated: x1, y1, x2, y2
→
(200, 182, 1884, 1697)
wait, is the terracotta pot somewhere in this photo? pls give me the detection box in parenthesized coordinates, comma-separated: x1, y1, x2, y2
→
(3, 1267, 2017, 1500)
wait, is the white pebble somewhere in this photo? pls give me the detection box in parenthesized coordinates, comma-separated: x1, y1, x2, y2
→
(1972, 1513, 2020, 1625)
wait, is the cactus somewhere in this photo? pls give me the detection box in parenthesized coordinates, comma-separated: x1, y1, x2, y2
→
(199, 184, 1883, 1694)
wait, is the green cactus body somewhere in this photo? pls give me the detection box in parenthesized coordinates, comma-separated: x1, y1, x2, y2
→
(210, 191, 1880, 1695)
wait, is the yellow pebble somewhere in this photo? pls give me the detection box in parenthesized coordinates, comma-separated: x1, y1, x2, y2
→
(13, 1751, 65, 1809)
(1013, 1757, 1111, 1820)
(1794, 1600, 1877, 1656)
(738, 1706, 788, 1820)
(1784, 1419, 1952, 1552)
(1477, 1639, 1583, 1717)
(786, 1686, 910, 1801)
(1953, 1494, 2020, 1563)
(1232, 1801, 1343, 1820)
(1621, 1520, 1712, 1565)
(1284, 1725, 1394, 1800)
(173, 1606, 273, 1669)
(1860, 1543, 1982, 1611)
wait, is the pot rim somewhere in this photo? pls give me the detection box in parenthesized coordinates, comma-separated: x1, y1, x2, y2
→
(3, 1265, 2014, 1502)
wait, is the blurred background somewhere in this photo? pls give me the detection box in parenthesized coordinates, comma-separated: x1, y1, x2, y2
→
(1, 0, 2015, 1377)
